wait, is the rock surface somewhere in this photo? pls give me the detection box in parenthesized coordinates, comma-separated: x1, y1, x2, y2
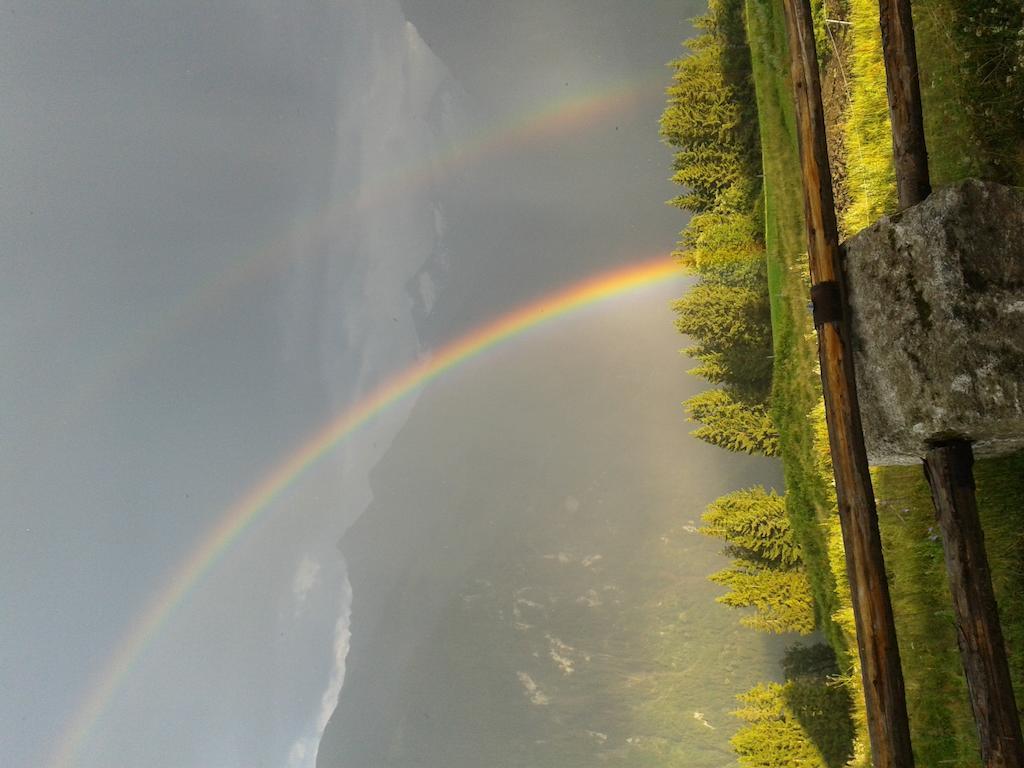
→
(843, 179, 1024, 465)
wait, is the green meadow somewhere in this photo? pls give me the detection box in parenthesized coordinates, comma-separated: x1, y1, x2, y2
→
(741, 0, 1024, 762)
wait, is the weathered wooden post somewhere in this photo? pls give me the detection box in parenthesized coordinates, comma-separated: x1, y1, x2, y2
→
(878, 0, 930, 206)
(925, 441, 1024, 768)
(780, 1, 916, 766)
(872, 2, 1024, 764)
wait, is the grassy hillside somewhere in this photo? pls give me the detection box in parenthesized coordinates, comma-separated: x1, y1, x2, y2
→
(743, 0, 1024, 764)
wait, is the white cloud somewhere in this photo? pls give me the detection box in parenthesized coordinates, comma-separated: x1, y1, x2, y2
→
(286, 568, 353, 768)
(417, 270, 438, 315)
(291, 555, 322, 614)
(286, 740, 308, 768)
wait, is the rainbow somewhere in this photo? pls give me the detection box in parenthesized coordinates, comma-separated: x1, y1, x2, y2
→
(49, 254, 680, 768)
(56, 79, 661, 440)
(352, 78, 658, 212)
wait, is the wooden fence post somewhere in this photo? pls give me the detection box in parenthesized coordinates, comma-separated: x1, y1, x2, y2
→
(924, 443, 1024, 768)
(878, 0, 930, 207)
(780, 1, 916, 766)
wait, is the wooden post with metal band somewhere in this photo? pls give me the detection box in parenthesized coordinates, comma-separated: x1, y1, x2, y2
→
(878, 2, 1024, 765)
(780, 1, 916, 766)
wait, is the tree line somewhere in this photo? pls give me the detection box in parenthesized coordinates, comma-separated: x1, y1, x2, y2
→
(661, 0, 776, 455)
(661, 2, 852, 764)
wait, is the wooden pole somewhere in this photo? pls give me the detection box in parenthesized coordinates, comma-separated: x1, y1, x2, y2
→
(924, 442, 1024, 768)
(878, 0, 931, 207)
(780, 2, 916, 766)
(876, 0, 1024, 762)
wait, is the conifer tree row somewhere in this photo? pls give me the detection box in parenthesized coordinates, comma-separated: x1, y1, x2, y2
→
(660, 4, 850, 761)
(661, 0, 776, 439)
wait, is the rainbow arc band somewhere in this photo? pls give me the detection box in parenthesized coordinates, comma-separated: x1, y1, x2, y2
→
(58, 79, 659, 434)
(49, 254, 679, 768)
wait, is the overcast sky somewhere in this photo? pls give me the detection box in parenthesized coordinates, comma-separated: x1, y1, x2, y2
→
(0, 2, 787, 767)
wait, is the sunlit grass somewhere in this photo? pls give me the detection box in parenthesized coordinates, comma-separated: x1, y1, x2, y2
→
(744, 0, 1024, 764)
(873, 455, 1024, 767)
(842, 0, 896, 234)
(841, 0, 1024, 234)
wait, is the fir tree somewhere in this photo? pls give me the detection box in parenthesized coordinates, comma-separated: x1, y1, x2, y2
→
(684, 389, 779, 455)
(675, 210, 764, 285)
(731, 684, 829, 768)
(702, 487, 800, 567)
(673, 282, 771, 354)
(710, 562, 816, 634)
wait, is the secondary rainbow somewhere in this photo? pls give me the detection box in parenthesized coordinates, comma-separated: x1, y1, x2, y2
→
(59, 79, 660, 435)
(353, 78, 657, 212)
(49, 254, 679, 768)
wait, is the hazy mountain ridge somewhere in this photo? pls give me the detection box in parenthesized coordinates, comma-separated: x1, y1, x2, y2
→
(315, 292, 788, 768)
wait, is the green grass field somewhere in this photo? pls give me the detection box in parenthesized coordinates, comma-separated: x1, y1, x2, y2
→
(874, 456, 1024, 766)
(743, 0, 1024, 763)
(745, 0, 846, 656)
